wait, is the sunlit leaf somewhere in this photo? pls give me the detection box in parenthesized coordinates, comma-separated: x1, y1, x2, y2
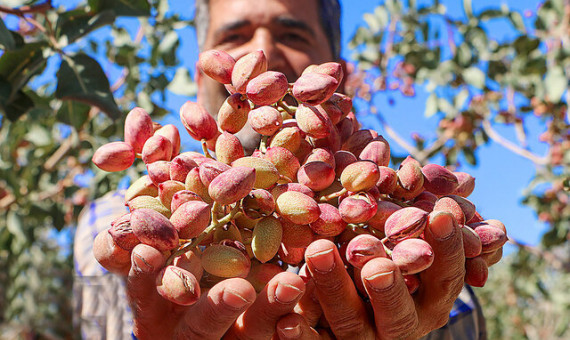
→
(424, 92, 438, 117)
(57, 9, 116, 45)
(167, 68, 197, 97)
(7, 211, 26, 241)
(544, 66, 567, 103)
(463, 67, 485, 89)
(509, 11, 526, 33)
(56, 101, 91, 130)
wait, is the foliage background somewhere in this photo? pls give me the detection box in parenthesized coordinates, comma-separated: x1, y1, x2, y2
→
(0, 0, 568, 338)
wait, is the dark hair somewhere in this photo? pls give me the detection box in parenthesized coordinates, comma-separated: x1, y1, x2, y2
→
(195, 0, 341, 59)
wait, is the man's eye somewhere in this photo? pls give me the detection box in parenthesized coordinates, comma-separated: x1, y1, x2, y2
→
(280, 33, 309, 45)
(220, 33, 247, 45)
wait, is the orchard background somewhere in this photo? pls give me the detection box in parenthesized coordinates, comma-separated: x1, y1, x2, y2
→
(0, 0, 568, 338)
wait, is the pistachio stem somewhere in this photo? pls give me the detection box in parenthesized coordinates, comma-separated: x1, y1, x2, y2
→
(378, 194, 410, 207)
(259, 135, 269, 153)
(167, 201, 241, 264)
(211, 202, 221, 225)
(318, 188, 348, 203)
(201, 139, 213, 158)
(277, 99, 297, 116)
(380, 237, 393, 256)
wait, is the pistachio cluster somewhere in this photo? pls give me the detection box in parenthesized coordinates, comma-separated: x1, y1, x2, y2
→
(92, 49, 507, 305)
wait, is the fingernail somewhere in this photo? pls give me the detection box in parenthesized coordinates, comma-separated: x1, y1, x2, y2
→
(430, 212, 456, 240)
(223, 288, 251, 309)
(279, 325, 301, 338)
(306, 248, 335, 273)
(364, 271, 394, 290)
(275, 282, 303, 304)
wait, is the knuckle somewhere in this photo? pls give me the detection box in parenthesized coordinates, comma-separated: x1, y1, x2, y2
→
(439, 277, 465, 306)
(314, 276, 347, 295)
(381, 312, 419, 340)
(433, 314, 451, 329)
(329, 312, 369, 337)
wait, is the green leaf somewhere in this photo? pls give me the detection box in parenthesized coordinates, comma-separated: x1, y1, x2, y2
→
(463, 67, 485, 89)
(55, 53, 121, 120)
(25, 124, 51, 147)
(438, 97, 457, 117)
(0, 41, 48, 87)
(463, 0, 474, 19)
(456, 43, 472, 67)
(88, 0, 151, 17)
(424, 92, 438, 117)
(477, 9, 506, 21)
(544, 66, 567, 103)
(167, 68, 197, 97)
(462, 147, 477, 165)
(455, 89, 469, 109)
(0, 17, 16, 50)
(7, 211, 26, 241)
(57, 9, 116, 45)
(0, 78, 34, 121)
(56, 101, 91, 130)
(0, 41, 47, 118)
(509, 12, 526, 33)
(513, 36, 540, 55)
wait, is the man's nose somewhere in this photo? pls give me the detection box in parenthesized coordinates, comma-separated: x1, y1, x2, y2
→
(250, 28, 286, 72)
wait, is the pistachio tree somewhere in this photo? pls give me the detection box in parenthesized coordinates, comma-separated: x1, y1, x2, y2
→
(0, 0, 194, 336)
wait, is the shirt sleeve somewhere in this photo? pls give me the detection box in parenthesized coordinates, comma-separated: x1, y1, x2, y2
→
(73, 190, 134, 340)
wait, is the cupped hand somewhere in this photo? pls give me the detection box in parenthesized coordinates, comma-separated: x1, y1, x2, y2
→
(120, 241, 306, 340)
(289, 211, 468, 340)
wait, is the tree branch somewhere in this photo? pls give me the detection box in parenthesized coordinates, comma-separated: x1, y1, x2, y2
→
(44, 136, 73, 172)
(0, 1, 52, 16)
(508, 237, 569, 272)
(374, 110, 419, 157)
(481, 119, 548, 165)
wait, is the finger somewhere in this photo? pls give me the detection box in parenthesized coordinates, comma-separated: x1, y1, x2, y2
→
(276, 313, 321, 340)
(305, 239, 374, 339)
(464, 256, 488, 287)
(128, 244, 183, 339)
(178, 278, 256, 339)
(417, 211, 465, 326)
(293, 279, 323, 327)
(228, 271, 306, 339)
(481, 247, 502, 267)
(316, 328, 336, 340)
(360, 257, 419, 340)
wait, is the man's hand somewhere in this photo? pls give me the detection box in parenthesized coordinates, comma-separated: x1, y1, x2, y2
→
(114, 239, 306, 340)
(286, 211, 467, 339)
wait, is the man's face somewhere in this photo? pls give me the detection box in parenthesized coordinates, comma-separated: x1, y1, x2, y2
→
(197, 0, 335, 117)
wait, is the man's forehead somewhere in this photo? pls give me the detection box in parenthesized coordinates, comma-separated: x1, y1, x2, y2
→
(207, 0, 322, 31)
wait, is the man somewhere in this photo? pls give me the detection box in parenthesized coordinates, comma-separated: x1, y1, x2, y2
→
(77, 0, 488, 339)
